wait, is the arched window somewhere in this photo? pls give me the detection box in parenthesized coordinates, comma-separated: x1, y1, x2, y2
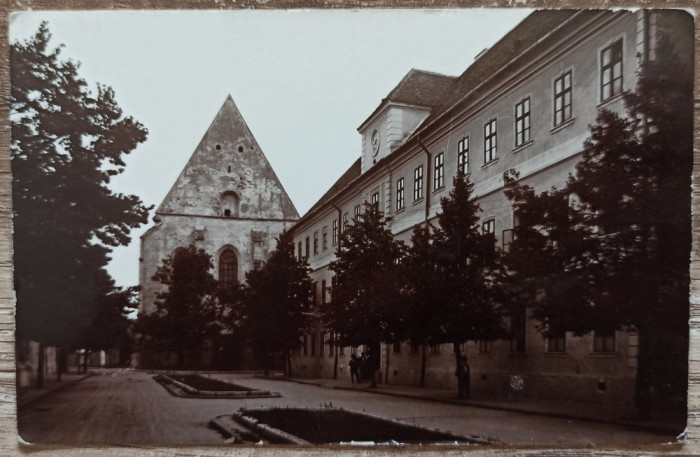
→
(221, 191, 239, 217)
(219, 249, 238, 287)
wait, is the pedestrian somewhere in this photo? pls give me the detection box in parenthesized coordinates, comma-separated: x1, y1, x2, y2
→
(455, 355, 470, 399)
(349, 354, 359, 383)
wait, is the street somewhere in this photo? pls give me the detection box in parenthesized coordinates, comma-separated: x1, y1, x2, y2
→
(18, 369, 676, 447)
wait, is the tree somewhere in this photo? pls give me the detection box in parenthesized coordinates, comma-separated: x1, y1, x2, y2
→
(11, 23, 150, 386)
(241, 231, 314, 376)
(503, 36, 692, 415)
(324, 204, 405, 387)
(78, 270, 139, 371)
(405, 171, 506, 382)
(136, 245, 221, 368)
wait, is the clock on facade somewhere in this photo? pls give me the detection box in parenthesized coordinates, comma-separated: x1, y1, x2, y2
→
(371, 129, 380, 156)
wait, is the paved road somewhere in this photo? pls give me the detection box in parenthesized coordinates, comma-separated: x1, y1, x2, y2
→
(18, 369, 675, 447)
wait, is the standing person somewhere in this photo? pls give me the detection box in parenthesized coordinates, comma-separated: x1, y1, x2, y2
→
(349, 354, 359, 383)
(456, 355, 470, 399)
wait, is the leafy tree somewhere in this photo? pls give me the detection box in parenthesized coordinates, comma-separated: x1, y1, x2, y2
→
(241, 231, 313, 376)
(79, 270, 139, 371)
(503, 36, 691, 415)
(135, 245, 221, 368)
(11, 23, 150, 386)
(325, 204, 405, 387)
(405, 171, 506, 380)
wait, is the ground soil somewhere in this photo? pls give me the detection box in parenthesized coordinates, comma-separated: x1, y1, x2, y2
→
(242, 408, 468, 444)
(169, 374, 252, 391)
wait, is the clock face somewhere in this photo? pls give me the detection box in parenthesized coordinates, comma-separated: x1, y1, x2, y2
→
(371, 129, 380, 156)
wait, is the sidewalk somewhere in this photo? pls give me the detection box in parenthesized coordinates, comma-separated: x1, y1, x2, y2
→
(264, 374, 685, 436)
(17, 371, 93, 410)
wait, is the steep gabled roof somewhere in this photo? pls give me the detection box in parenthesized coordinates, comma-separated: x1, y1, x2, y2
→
(359, 69, 456, 130)
(157, 95, 299, 220)
(305, 158, 362, 216)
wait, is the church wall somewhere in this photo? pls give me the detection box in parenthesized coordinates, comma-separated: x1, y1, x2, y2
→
(140, 215, 295, 314)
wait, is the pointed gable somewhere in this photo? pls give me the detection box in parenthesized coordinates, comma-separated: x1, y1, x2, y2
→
(157, 95, 299, 221)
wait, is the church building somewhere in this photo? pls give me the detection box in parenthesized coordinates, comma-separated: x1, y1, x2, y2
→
(138, 96, 298, 367)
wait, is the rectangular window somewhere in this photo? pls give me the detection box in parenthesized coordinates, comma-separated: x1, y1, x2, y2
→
(321, 279, 327, 305)
(484, 118, 497, 163)
(305, 237, 310, 259)
(332, 219, 338, 245)
(343, 212, 349, 231)
(458, 136, 469, 174)
(371, 192, 379, 209)
(554, 71, 572, 126)
(433, 152, 444, 190)
(413, 166, 424, 201)
(354, 204, 361, 220)
(410, 343, 420, 354)
(396, 177, 405, 211)
(322, 226, 328, 251)
(297, 241, 302, 261)
(482, 218, 495, 235)
(594, 330, 615, 352)
(429, 344, 441, 354)
(601, 39, 623, 101)
(547, 332, 566, 353)
(478, 340, 493, 353)
(393, 342, 401, 354)
(514, 98, 531, 147)
(313, 232, 319, 255)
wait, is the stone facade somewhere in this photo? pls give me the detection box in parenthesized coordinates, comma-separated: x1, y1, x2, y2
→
(139, 97, 298, 361)
(288, 10, 693, 408)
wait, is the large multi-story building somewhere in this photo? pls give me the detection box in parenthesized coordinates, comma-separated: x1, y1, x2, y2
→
(287, 10, 693, 407)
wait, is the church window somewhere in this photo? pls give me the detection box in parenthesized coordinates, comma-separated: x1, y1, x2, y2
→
(228, 165, 231, 173)
(221, 191, 239, 217)
(219, 249, 238, 287)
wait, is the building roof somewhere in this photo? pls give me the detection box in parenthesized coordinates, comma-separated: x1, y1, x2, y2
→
(359, 69, 456, 131)
(419, 10, 579, 130)
(305, 158, 362, 217)
(297, 10, 582, 228)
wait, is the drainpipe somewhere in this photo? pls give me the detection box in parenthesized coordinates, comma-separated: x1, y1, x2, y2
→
(382, 162, 394, 385)
(417, 136, 432, 225)
(330, 200, 343, 380)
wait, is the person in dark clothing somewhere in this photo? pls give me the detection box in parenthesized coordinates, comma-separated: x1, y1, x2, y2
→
(349, 354, 359, 383)
(456, 355, 470, 399)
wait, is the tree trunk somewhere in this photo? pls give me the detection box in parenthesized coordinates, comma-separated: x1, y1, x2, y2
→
(333, 343, 338, 380)
(285, 350, 291, 377)
(634, 326, 652, 418)
(419, 345, 426, 388)
(36, 342, 45, 389)
(56, 346, 62, 382)
(82, 349, 89, 374)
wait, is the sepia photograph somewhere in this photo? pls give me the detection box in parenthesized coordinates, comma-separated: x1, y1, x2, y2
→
(7, 6, 695, 451)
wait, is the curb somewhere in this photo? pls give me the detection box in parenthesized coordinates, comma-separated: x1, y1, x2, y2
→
(278, 377, 684, 436)
(18, 373, 94, 411)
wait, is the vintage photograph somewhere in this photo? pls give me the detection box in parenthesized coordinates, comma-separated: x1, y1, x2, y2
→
(9, 8, 694, 448)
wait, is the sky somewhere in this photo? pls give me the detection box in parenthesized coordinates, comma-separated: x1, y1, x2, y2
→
(9, 8, 533, 289)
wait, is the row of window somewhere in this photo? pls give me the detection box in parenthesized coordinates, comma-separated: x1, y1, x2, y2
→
(297, 40, 624, 260)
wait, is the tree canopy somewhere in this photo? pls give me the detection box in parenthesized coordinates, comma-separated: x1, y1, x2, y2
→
(502, 36, 692, 412)
(325, 204, 405, 385)
(11, 22, 150, 381)
(136, 245, 221, 368)
(241, 231, 313, 375)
